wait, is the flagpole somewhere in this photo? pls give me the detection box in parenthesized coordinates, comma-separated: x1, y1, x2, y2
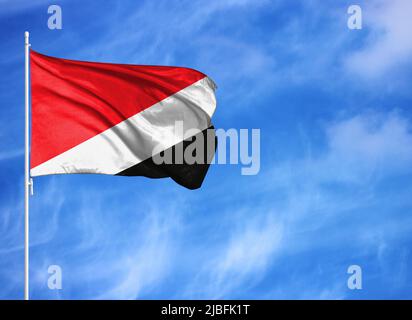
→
(24, 31, 31, 301)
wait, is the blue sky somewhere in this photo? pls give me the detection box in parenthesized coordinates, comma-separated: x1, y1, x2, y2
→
(1, 0, 412, 299)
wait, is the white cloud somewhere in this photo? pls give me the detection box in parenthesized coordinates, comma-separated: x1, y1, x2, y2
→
(0, 0, 53, 15)
(186, 210, 282, 298)
(345, 0, 412, 78)
(325, 111, 412, 176)
(218, 216, 281, 277)
(0, 177, 63, 255)
(269, 111, 412, 188)
(94, 214, 177, 299)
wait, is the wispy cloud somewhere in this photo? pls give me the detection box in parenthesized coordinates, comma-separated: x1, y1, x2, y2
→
(345, 0, 412, 78)
(0, 0, 55, 16)
(185, 209, 282, 298)
(26, 184, 186, 299)
(94, 203, 182, 299)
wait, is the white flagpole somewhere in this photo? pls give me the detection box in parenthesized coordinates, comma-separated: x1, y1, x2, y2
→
(24, 31, 32, 301)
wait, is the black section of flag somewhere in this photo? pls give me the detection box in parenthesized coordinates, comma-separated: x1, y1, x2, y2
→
(117, 126, 217, 189)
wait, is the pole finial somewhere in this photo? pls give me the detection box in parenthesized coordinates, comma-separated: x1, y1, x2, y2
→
(25, 31, 29, 45)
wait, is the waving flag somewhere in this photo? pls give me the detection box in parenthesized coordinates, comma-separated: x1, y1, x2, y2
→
(29, 51, 217, 189)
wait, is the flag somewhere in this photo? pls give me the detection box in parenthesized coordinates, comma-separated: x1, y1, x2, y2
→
(29, 51, 217, 189)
